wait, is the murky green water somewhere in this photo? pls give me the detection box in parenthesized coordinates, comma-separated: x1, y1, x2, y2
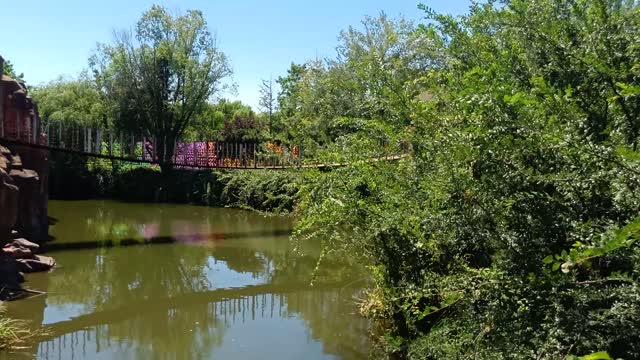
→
(3, 200, 370, 360)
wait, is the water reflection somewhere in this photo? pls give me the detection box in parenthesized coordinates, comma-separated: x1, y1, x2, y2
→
(3, 201, 370, 360)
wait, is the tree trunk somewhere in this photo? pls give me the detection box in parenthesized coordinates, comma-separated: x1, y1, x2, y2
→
(156, 134, 176, 174)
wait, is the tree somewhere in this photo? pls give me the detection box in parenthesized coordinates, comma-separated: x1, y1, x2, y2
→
(221, 108, 262, 142)
(294, 1, 640, 359)
(31, 74, 108, 127)
(276, 63, 306, 119)
(185, 99, 259, 142)
(258, 77, 277, 135)
(90, 5, 232, 172)
(273, 14, 431, 145)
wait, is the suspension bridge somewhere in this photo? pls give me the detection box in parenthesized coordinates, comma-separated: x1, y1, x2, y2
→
(0, 119, 408, 170)
(1, 118, 308, 169)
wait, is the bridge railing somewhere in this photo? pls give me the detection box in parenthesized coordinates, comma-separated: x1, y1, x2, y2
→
(2, 116, 410, 169)
(38, 122, 304, 169)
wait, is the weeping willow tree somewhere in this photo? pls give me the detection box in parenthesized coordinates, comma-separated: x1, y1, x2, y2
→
(91, 5, 233, 172)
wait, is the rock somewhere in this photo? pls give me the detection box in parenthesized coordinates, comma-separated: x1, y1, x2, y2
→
(5, 238, 40, 253)
(10, 154, 22, 170)
(15, 255, 55, 273)
(0, 167, 19, 244)
(2, 245, 33, 259)
(0, 156, 9, 172)
(0, 255, 23, 287)
(10, 167, 43, 241)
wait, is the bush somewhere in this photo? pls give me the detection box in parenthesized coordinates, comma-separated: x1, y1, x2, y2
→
(293, 1, 640, 358)
(49, 154, 300, 214)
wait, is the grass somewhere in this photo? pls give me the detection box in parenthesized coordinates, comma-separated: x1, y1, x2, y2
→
(0, 302, 45, 351)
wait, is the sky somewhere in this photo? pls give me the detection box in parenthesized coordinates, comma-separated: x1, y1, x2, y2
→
(0, 0, 471, 110)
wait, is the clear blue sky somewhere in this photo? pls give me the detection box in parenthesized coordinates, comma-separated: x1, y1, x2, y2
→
(0, 0, 471, 109)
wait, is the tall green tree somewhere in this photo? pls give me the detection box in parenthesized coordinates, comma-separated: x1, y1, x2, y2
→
(274, 14, 431, 145)
(258, 77, 277, 135)
(90, 5, 232, 172)
(185, 99, 257, 141)
(31, 74, 108, 127)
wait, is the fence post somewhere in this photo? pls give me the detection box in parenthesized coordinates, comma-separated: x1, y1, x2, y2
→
(222, 142, 226, 167)
(97, 129, 102, 154)
(87, 128, 91, 153)
(152, 136, 156, 162)
(205, 139, 209, 167)
(45, 122, 50, 146)
(253, 143, 257, 168)
(193, 141, 197, 167)
(173, 140, 177, 165)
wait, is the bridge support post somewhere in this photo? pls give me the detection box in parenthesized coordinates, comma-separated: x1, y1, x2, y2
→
(173, 140, 177, 165)
(97, 129, 102, 154)
(87, 128, 92, 153)
(222, 142, 226, 167)
(205, 139, 209, 167)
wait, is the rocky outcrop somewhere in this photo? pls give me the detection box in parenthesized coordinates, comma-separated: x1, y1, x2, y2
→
(0, 145, 19, 243)
(12, 144, 50, 241)
(0, 145, 54, 300)
(0, 145, 48, 244)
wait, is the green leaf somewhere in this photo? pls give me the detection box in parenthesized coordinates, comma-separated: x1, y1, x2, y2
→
(542, 255, 554, 264)
(577, 351, 612, 360)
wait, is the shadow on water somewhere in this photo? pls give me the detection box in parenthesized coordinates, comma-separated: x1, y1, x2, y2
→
(39, 280, 361, 342)
(3, 200, 371, 360)
(41, 229, 293, 253)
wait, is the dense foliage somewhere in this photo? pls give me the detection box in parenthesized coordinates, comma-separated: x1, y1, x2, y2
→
(48, 155, 299, 214)
(292, 1, 640, 359)
(31, 75, 108, 127)
(89, 5, 233, 171)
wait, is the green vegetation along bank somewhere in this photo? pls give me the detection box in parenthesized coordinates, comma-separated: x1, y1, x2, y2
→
(48, 153, 300, 215)
(290, 1, 640, 359)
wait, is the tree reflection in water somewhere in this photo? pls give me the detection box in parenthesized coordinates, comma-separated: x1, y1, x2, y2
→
(4, 200, 370, 360)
